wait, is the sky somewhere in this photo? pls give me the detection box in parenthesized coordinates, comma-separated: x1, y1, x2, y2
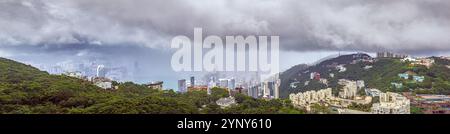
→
(1, 0, 450, 89)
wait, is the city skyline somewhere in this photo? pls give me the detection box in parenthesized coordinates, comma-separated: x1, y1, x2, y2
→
(1, 0, 450, 89)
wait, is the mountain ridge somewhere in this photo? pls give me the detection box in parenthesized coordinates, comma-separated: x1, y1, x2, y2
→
(279, 53, 450, 98)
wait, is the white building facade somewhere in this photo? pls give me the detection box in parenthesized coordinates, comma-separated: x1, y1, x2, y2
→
(371, 92, 410, 114)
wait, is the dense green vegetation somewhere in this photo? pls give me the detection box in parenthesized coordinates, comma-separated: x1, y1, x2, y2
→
(410, 106, 424, 114)
(281, 54, 370, 97)
(309, 104, 332, 114)
(347, 103, 372, 112)
(282, 54, 450, 97)
(339, 58, 450, 94)
(279, 64, 308, 98)
(0, 58, 303, 114)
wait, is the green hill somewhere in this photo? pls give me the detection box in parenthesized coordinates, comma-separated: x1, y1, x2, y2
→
(280, 54, 450, 98)
(0, 57, 302, 114)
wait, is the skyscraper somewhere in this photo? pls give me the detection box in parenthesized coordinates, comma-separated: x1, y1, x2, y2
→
(262, 81, 269, 98)
(229, 78, 236, 90)
(208, 77, 217, 88)
(219, 79, 229, 88)
(268, 81, 275, 98)
(178, 79, 187, 93)
(190, 76, 195, 87)
(274, 78, 280, 99)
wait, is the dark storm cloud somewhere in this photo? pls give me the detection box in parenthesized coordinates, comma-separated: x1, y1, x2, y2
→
(1, 0, 450, 54)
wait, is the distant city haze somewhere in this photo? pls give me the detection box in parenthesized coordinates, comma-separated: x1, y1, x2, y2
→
(170, 28, 279, 82)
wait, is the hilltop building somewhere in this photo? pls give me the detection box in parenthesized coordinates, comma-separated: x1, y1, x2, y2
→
(290, 81, 300, 88)
(377, 52, 408, 58)
(319, 78, 328, 86)
(391, 82, 403, 89)
(336, 65, 347, 72)
(92, 77, 112, 90)
(401, 57, 435, 68)
(147, 81, 163, 90)
(413, 76, 425, 82)
(64, 71, 85, 80)
(309, 72, 321, 80)
(363, 65, 373, 70)
(413, 58, 435, 68)
(398, 73, 409, 79)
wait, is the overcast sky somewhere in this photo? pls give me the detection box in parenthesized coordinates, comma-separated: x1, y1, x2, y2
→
(1, 0, 450, 53)
(1, 0, 450, 89)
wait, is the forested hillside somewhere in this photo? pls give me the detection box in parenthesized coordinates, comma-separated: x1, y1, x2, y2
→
(280, 53, 450, 97)
(0, 58, 302, 114)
